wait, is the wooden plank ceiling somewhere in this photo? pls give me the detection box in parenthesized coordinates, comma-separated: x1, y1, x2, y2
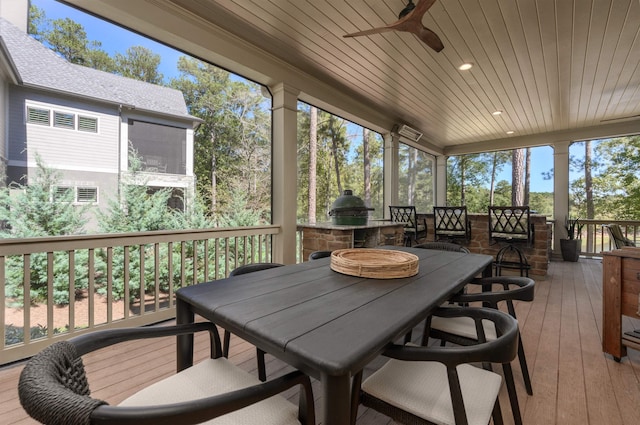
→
(66, 0, 640, 153)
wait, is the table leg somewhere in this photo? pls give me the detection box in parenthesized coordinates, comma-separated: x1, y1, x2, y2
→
(176, 298, 195, 372)
(321, 372, 352, 425)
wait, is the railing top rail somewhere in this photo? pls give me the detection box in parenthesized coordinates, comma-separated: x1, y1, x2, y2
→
(577, 219, 640, 225)
(0, 225, 280, 256)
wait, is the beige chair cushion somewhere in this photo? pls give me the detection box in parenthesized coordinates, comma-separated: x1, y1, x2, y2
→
(362, 355, 502, 425)
(119, 357, 300, 425)
(431, 315, 497, 340)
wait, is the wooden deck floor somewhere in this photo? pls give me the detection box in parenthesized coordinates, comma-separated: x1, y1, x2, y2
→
(3, 258, 640, 424)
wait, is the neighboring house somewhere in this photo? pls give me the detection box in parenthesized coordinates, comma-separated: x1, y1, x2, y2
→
(0, 11, 200, 230)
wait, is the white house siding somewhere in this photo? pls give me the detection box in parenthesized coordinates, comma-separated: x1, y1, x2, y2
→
(0, 76, 7, 167)
(8, 87, 120, 173)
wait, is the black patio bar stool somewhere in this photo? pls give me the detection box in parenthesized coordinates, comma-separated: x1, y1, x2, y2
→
(489, 206, 533, 277)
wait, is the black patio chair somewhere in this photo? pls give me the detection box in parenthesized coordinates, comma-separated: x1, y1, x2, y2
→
(433, 206, 471, 243)
(488, 206, 533, 277)
(308, 250, 333, 260)
(18, 323, 315, 425)
(425, 276, 536, 425)
(350, 306, 519, 425)
(389, 205, 427, 246)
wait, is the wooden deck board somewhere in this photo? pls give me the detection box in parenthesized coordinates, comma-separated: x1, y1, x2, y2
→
(3, 259, 640, 424)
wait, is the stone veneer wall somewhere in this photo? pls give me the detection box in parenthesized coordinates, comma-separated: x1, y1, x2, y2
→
(419, 213, 551, 278)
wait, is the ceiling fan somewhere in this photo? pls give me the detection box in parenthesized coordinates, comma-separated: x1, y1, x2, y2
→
(343, 0, 444, 52)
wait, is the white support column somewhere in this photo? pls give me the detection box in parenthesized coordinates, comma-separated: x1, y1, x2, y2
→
(435, 155, 447, 206)
(383, 132, 398, 218)
(271, 83, 300, 264)
(553, 141, 570, 256)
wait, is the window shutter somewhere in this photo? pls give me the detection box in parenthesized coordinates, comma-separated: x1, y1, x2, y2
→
(54, 112, 75, 129)
(77, 187, 98, 203)
(78, 116, 98, 133)
(27, 107, 50, 126)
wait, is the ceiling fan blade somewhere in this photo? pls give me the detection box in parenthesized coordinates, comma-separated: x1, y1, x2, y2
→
(416, 27, 444, 52)
(343, 0, 444, 52)
(343, 26, 394, 38)
(407, 0, 438, 21)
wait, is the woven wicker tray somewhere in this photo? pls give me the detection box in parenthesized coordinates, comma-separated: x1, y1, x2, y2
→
(330, 248, 419, 279)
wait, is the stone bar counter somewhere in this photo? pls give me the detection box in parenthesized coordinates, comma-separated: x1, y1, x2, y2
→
(297, 221, 405, 261)
(418, 212, 552, 277)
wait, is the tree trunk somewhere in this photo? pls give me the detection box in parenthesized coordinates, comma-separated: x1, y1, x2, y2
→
(512, 149, 525, 205)
(330, 117, 343, 195)
(490, 152, 497, 205)
(524, 148, 531, 206)
(408, 148, 417, 204)
(363, 128, 371, 206)
(585, 140, 594, 250)
(308, 106, 318, 224)
(210, 132, 217, 216)
(460, 157, 466, 206)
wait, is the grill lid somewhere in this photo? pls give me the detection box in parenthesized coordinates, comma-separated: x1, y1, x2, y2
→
(329, 190, 373, 214)
(328, 190, 374, 225)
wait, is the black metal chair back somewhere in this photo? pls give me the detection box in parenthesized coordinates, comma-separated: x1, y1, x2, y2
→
(488, 206, 532, 245)
(433, 206, 471, 242)
(389, 205, 427, 246)
(488, 206, 533, 277)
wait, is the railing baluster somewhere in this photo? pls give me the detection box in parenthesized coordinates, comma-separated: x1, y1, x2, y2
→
(154, 243, 160, 312)
(88, 248, 95, 327)
(107, 246, 113, 323)
(168, 241, 174, 308)
(139, 245, 145, 315)
(47, 252, 54, 338)
(69, 251, 75, 331)
(0, 256, 5, 347)
(124, 245, 130, 319)
(23, 254, 31, 345)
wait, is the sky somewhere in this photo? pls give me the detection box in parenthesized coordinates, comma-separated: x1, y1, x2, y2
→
(32, 0, 183, 81)
(32, 0, 558, 193)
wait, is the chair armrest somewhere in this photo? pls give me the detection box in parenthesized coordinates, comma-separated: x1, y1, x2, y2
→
(449, 276, 535, 305)
(91, 370, 315, 425)
(384, 307, 518, 366)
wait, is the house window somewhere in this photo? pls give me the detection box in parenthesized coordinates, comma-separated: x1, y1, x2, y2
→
(78, 115, 98, 133)
(77, 187, 98, 203)
(128, 120, 186, 174)
(53, 186, 73, 202)
(54, 111, 75, 129)
(27, 107, 50, 126)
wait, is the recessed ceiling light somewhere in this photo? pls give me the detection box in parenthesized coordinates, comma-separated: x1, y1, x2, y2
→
(506, 130, 514, 134)
(458, 63, 473, 70)
(492, 110, 503, 116)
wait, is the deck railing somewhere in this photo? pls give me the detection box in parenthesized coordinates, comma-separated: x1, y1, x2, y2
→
(1, 225, 281, 365)
(574, 219, 639, 257)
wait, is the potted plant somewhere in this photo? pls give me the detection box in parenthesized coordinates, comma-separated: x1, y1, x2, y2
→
(560, 215, 583, 261)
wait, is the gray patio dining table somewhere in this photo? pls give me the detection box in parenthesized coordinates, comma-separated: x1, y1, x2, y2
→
(176, 246, 493, 425)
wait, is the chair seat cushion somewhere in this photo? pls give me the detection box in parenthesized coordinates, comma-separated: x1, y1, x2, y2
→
(362, 357, 502, 425)
(119, 358, 300, 425)
(431, 315, 497, 340)
(492, 232, 528, 240)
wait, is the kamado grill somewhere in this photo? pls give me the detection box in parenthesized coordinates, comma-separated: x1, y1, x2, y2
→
(328, 190, 374, 226)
